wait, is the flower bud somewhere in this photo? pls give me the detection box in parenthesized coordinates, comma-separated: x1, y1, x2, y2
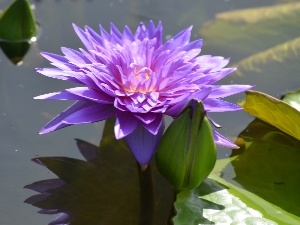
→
(155, 100, 216, 190)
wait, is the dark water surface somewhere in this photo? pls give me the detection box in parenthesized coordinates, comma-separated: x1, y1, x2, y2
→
(0, 0, 299, 224)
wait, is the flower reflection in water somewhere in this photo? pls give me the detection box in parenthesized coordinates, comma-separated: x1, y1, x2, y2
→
(25, 119, 173, 225)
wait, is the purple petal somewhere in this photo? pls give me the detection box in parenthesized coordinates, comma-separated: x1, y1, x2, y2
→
(202, 68, 237, 85)
(203, 99, 241, 112)
(114, 111, 138, 139)
(39, 101, 88, 134)
(166, 88, 212, 117)
(40, 52, 68, 64)
(73, 23, 94, 50)
(196, 55, 229, 72)
(209, 85, 254, 98)
(165, 26, 192, 49)
(63, 103, 115, 124)
(35, 87, 114, 104)
(35, 68, 72, 81)
(142, 114, 163, 135)
(213, 130, 238, 149)
(134, 113, 157, 124)
(61, 47, 90, 64)
(40, 101, 114, 134)
(124, 121, 164, 165)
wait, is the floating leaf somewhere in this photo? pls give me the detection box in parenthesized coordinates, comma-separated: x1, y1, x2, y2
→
(239, 90, 300, 141)
(224, 118, 300, 217)
(200, 2, 300, 62)
(216, 2, 300, 24)
(234, 36, 300, 76)
(282, 89, 300, 111)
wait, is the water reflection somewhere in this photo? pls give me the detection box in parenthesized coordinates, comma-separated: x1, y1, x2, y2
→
(24, 131, 174, 224)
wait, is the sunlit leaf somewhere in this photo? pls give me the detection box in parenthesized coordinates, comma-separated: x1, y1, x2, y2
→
(200, 2, 300, 63)
(173, 177, 300, 225)
(216, 2, 300, 24)
(239, 90, 300, 141)
(282, 89, 300, 111)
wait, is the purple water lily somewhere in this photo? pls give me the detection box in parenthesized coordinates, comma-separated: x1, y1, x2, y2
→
(35, 21, 252, 166)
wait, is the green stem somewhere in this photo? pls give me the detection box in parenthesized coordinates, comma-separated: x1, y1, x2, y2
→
(138, 164, 154, 225)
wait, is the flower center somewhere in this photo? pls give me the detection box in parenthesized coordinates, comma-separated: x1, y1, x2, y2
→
(134, 67, 151, 81)
(123, 65, 154, 94)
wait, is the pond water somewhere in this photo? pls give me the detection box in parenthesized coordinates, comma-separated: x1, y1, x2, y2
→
(0, 0, 299, 224)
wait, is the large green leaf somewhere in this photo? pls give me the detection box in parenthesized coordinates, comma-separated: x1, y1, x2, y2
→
(239, 90, 300, 141)
(228, 119, 300, 217)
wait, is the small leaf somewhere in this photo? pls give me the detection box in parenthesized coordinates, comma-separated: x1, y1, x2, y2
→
(0, 0, 37, 40)
(239, 90, 300, 140)
(282, 89, 300, 111)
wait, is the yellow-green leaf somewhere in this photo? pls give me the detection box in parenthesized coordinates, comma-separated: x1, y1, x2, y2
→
(239, 90, 300, 140)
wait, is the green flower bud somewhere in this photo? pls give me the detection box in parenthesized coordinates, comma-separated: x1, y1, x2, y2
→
(155, 100, 216, 190)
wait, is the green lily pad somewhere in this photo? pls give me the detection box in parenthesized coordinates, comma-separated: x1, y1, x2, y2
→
(239, 90, 300, 141)
(282, 89, 300, 111)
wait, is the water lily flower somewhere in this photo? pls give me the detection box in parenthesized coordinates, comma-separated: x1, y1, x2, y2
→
(35, 21, 252, 166)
